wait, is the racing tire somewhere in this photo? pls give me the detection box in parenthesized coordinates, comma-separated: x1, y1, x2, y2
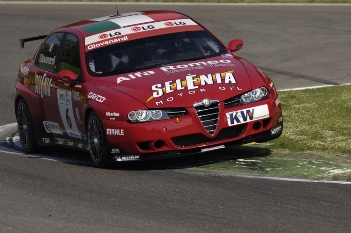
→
(87, 112, 111, 168)
(16, 98, 40, 153)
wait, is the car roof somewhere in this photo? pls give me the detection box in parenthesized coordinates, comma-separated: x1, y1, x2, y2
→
(59, 11, 191, 37)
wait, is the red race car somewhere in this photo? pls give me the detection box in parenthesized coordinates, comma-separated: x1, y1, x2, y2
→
(15, 10, 283, 167)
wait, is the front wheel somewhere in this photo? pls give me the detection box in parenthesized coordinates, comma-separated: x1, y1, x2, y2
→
(87, 112, 111, 168)
(16, 99, 39, 153)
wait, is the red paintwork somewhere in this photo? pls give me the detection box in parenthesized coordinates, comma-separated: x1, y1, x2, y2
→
(228, 39, 244, 52)
(15, 10, 283, 160)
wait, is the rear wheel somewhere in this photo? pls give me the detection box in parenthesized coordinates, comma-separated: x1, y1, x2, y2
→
(87, 112, 111, 168)
(16, 99, 39, 153)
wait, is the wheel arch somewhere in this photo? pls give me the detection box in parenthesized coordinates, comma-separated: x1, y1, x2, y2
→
(14, 88, 54, 146)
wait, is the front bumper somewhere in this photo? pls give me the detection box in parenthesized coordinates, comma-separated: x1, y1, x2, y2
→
(105, 94, 283, 162)
(111, 121, 283, 162)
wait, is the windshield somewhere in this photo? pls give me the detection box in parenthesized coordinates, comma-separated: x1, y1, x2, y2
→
(85, 30, 227, 76)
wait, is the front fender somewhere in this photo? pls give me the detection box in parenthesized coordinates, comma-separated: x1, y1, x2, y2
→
(84, 85, 147, 123)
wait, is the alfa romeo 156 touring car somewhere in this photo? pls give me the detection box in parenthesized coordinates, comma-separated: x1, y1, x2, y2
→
(15, 10, 283, 167)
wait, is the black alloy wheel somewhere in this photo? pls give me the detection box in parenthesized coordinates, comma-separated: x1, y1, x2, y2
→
(87, 112, 110, 168)
(16, 99, 39, 153)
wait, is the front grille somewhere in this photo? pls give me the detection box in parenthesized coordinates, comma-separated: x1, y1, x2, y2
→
(194, 102, 219, 134)
(164, 108, 187, 118)
(171, 124, 246, 147)
(224, 96, 240, 108)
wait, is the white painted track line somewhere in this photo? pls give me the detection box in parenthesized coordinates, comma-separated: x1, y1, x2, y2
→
(279, 83, 351, 91)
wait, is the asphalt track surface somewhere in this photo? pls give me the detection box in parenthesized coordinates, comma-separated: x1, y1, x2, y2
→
(0, 3, 351, 233)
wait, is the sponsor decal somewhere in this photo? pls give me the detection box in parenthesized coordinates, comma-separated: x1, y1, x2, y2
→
(99, 33, 109, 39)
(42, 138, 50, 144)
(107, 129, 124, 136)
(132, 26, 145, 31)
(201, 145, 225, 153)
(107, 31, 122, 38)
(57, 90, 82, 139)
(58, 138, 64, 144)
(221, 54, 233, 59)
(21, 65, 29, 76)
(85, 19, 201, 51)
(43, 121, 63, 135)
(54, 139, 88, 150)
(23, 77, 31, 88)
(88, 92, 106, 103)
(160, 59, 233, 74)
(117, 71, 155, 84)
(114, 155, 140, 161)
(147, 70, 237, 103)
(275, 98, 280, 106)
(106, 112, 119, 117)
(226, 104, 270, 126)
(87, 36, 128, 50)
(111, 148, 120, 154)
(73, 91, 81, 101)
(271, 125, 282, 135)
(39, 54, 55, 65)
(35, 72, 52, 98)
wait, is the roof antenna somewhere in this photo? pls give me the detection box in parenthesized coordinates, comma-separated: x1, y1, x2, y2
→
(115, 0, 120, 17)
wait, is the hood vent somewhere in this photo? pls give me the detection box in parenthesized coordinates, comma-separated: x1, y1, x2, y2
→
(194, 100, 219, 135)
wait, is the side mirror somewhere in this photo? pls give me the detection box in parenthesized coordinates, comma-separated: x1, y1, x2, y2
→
(58, 70, 78, 83)
(228, 39, 244, 52)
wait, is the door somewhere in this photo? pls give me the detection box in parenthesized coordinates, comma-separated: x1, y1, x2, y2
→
(35, 32, 85, 142)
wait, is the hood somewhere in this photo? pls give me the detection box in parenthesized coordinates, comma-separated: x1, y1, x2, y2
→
(106, 55, 252, 108)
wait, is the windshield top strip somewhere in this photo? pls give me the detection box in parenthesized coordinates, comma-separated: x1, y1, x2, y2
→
(84, 19, 202, 51)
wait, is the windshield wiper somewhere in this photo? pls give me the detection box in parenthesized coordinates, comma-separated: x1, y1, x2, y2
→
(99, 67, 145, 76)
(160, 55, 208, 67)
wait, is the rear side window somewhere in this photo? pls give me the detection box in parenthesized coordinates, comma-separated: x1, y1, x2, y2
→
(59, 34, 81, 74)
(35, 33, 64, 71)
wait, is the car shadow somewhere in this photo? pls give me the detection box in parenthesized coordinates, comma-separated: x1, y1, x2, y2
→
(1, 139, 272, 171)
(131, 145, 273, 171)
(50, 144, 273, 171)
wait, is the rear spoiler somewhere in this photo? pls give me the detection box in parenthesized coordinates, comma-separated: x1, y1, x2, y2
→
(19, 35, 47, 49)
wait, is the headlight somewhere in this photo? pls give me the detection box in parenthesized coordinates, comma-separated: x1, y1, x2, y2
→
(127, 110, 169, 123)
(240, 87, 269, 105)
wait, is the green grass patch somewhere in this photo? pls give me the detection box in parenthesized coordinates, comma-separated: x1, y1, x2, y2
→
(267, 85, 351, 155)
(2, 0, 351, 3)
(192, 85, 351, 181)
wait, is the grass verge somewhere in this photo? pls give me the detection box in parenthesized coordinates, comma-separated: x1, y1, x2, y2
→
(193, 85, 351, 181)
